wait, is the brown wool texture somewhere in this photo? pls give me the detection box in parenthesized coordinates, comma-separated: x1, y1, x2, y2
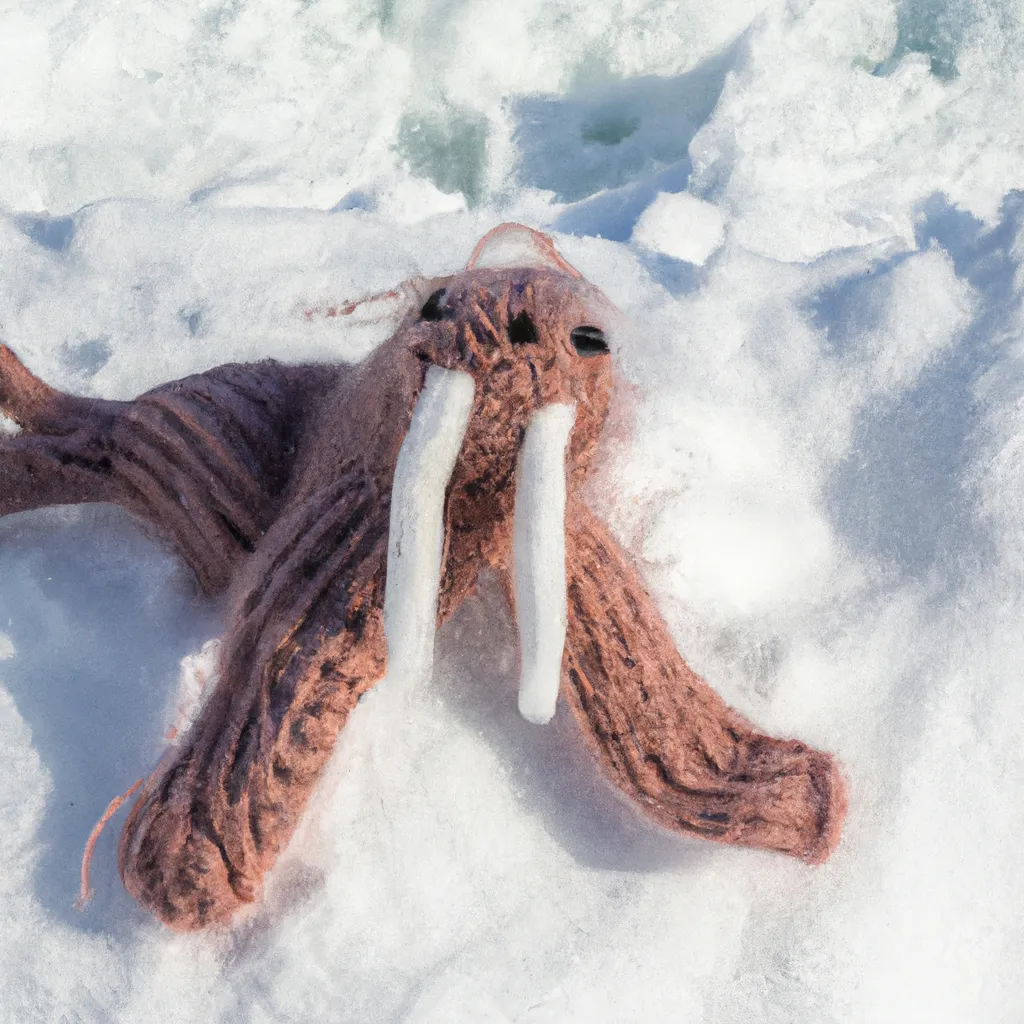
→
(0, 229, 846, 931)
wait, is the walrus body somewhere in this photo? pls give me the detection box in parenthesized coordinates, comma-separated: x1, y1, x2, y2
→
(0, 228, 845, 930)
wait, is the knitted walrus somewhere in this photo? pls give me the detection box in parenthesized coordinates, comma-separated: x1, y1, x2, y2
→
(0, 224, 846, 930)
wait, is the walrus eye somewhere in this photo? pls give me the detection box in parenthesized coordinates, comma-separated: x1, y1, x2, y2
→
(570, 325, 609, 356)
(420, 289, 448, 321)
(508, 310, 538, 345)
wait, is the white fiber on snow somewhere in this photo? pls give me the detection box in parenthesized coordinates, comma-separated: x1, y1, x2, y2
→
(1, 0, 1023, 1020)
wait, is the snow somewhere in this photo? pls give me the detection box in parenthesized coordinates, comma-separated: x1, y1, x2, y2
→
(631, 192, 724, 266)
(165, 639, 220, 745)
(1, 0, 1024, 1020)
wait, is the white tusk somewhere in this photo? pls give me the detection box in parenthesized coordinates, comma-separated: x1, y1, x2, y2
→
(384, 366, 475, 686)
(513, 403, 576, 725)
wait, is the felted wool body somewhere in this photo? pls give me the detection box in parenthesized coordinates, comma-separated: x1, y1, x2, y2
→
(0, 253, 845, 931)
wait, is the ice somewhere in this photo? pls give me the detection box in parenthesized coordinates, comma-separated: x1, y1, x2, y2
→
(631, 191, 725, 266)
(2, 0, 1024, 1019)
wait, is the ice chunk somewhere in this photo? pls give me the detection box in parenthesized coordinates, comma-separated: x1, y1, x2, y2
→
(631, 190, 725, 265)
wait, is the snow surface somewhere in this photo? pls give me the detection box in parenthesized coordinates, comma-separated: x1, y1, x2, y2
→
(631, 192, 724, 266)
(2, 0, 1024, 1020)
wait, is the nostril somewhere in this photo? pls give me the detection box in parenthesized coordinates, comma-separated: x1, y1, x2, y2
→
(420, 289, 448, 321)
(570, 325, 609, 356)
(508, 310, 538, 345)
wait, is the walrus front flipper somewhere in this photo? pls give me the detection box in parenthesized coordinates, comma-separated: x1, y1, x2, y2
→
(562, 501, 846, 863)
(0, 344, 342, 595)
(119, 467, 390, 930)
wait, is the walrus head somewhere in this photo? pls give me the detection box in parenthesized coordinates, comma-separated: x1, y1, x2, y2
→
(380, 224, 620, 723)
